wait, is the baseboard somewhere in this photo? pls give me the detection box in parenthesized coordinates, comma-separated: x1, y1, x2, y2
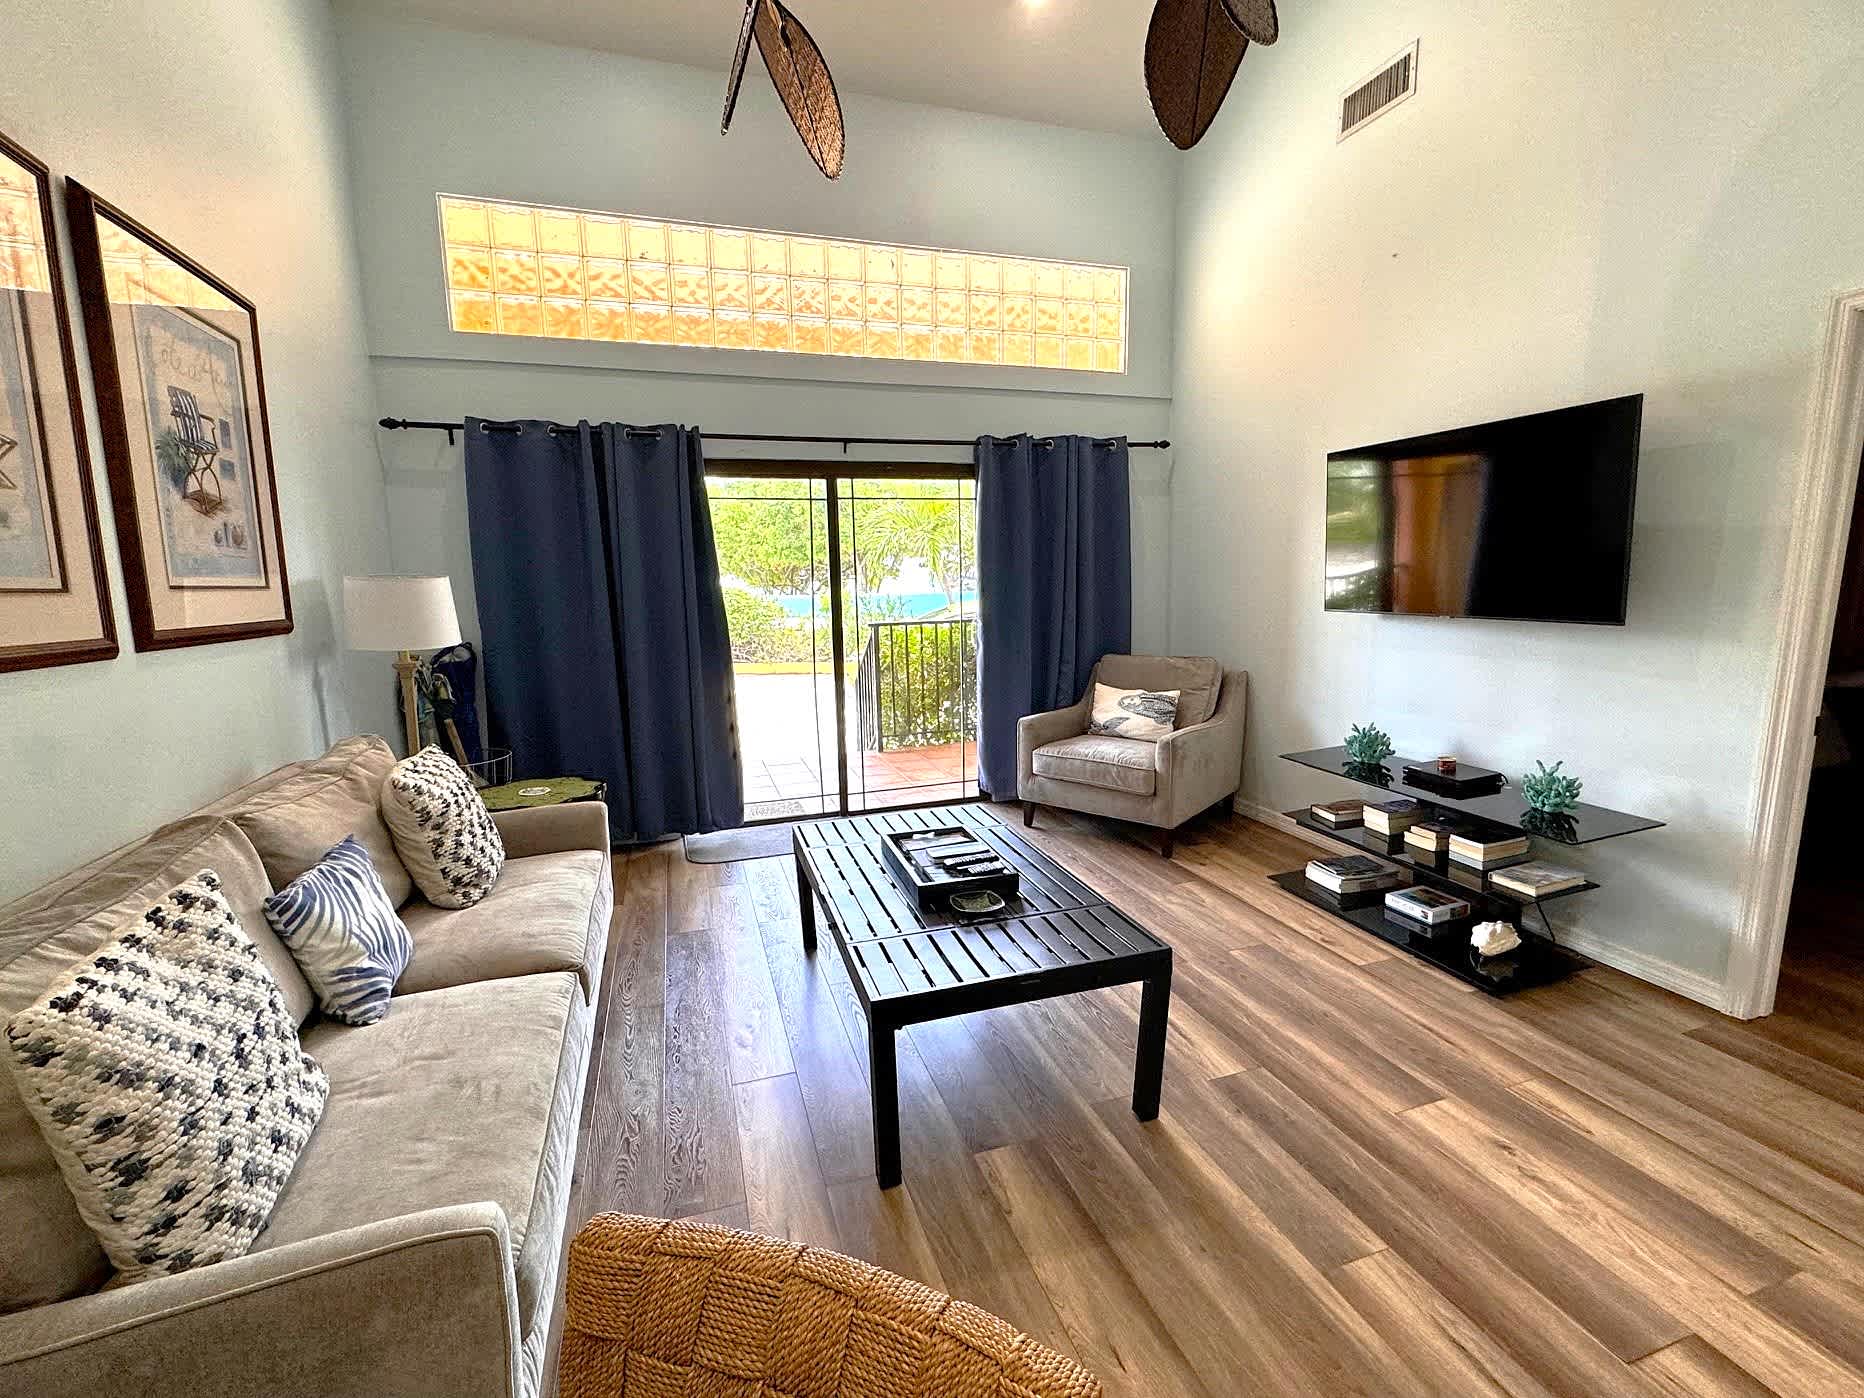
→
(1233, 799, 1730, 1013)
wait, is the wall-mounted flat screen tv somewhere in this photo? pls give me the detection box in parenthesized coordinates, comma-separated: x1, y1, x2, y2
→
(1325, 394, 1642, 625)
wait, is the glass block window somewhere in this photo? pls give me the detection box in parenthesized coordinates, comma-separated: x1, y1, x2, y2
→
(437, 194, 1128, 374)
(94, 222, 234, 311)
(0, 158, 49, 293)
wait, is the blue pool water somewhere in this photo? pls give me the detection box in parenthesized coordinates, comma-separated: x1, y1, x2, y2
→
(775, 592, 976, 619)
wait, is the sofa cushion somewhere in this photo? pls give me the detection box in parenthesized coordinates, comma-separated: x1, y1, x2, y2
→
(1031, 734, 1158, 796)
(0, 817, 311, 1313)
(1092, 654, 1223, 727)
(381, 747, 505, 910)
(5, 870, 329, 1287)
(234, 737, 412, 908)
(266, 972, 591, 1335)
(396, 850, 608, 1002)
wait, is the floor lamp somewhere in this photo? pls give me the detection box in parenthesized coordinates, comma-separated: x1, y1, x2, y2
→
(344, 575, 463, 759)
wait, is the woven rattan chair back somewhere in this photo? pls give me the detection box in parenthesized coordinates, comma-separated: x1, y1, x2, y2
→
(558, 1213, 1103, 1397)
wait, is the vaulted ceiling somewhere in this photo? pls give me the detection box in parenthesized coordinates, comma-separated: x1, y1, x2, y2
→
(354, 0, 1168, 137)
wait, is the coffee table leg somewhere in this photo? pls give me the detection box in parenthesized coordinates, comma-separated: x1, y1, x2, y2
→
(796, 858, 816, 953)
(870, 1022, 902, 1189)
(1132, 966, 1171, 1121)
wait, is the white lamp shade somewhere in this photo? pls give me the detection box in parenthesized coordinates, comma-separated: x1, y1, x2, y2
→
(343, 575, 463, 653)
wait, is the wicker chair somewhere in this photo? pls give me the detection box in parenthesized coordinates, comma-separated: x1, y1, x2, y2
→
(557, 1214, 1103, 1397)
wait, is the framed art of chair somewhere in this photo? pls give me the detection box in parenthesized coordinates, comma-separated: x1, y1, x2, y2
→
(64, 179, 291, 652)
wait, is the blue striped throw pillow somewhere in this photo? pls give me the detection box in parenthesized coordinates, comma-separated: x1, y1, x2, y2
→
(263, 835, 412, 1026)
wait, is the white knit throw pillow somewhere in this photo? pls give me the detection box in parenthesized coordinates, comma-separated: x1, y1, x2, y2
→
(4, 870, 329, 1284)
(379, 746, 505, 909)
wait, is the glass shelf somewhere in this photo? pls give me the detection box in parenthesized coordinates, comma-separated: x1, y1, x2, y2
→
(1284, 812, 1601, 905)
(1280, 747, 1663, 846)
(1267, 871, 1587, 996)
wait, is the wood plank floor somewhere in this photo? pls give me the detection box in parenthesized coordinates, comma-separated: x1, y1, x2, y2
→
(543, 807, 1864, 1396)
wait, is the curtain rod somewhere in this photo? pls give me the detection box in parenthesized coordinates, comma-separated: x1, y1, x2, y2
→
(377, 417, 1169, 451)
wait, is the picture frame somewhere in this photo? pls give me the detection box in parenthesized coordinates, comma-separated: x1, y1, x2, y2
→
(0, 131, 117, 673)
(65, 180, 291, 651)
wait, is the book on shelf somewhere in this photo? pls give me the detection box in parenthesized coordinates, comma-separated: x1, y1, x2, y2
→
(1448, 831, 1530, 867)
(1364, 799, 1423, 835)
(1490, 861, 1589, 899)
(1383, 886, 1471, 925)
(1304, 854, 1402, 895)
(1310, 799, 1365, 828)
(1403, 821, 1458, 853)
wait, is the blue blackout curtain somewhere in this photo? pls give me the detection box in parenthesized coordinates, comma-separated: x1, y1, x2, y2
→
(464, 419, 743, 840)
(975, 434, 1132, 798)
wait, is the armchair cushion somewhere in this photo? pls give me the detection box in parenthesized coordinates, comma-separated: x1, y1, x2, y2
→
(1091, 654, 1222, 727)
(1031, 735, 1157, 796)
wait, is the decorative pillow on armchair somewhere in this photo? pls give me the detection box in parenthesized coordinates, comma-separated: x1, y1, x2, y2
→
(1087, 683, 1181, 741)
(379, 746, 506, 909)
(263, 836, 413, 1025)
(3, 870, 329, 1285)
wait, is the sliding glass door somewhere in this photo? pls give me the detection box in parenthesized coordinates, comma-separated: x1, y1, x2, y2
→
(707, 467, 978, 821)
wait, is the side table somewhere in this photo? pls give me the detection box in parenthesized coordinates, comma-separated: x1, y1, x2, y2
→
(478, 775, 607, 813)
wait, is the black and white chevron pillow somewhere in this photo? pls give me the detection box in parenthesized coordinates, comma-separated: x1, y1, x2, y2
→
(380, 746, 505, 909)
(3, 870, 328, 1283)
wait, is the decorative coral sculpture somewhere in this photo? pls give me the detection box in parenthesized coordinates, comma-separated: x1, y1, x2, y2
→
(1343, 722, 1395, 766)
(1521, 760, 1583, 814)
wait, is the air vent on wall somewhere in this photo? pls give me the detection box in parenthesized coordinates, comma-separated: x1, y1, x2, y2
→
(1339, 41, 1419, 141)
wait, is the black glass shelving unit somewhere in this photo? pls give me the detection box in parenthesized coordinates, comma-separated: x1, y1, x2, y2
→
(1273, 747, 1664, 996)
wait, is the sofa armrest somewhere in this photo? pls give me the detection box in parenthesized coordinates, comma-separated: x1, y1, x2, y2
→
(1016, 700, 1091, 795)
(0, 1204, 521, 1398)
(494, 800, 612, 859)
(1155, 670, 1248, 823)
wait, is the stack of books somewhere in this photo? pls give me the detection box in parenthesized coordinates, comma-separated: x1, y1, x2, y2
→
(1304, 854, 1402, 895)
(1403, 821, 1459, 856)
(1384, 886, 1471, 926)
(1310, 800, 1364, 829)
(1491, 861, 1588, 899)
(1364, 799, 1423, 836)
(1448, 830, 1530, 870)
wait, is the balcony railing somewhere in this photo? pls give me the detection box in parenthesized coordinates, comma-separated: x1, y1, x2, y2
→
(856, 618, 978, 752)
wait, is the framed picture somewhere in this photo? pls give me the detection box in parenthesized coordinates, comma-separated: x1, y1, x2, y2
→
(65, 180, 290, 651)
(0, 131, 116, 672)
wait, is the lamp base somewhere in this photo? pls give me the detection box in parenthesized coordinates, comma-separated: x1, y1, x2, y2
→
(394, 651, 421, 758)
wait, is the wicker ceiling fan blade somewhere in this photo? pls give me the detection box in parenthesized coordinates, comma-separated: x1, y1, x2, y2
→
(721, 0, 759, 134)
(1219, 0, 1279, 45)
(753, 0, 846, 179)
(1145, 0, 1249, 150)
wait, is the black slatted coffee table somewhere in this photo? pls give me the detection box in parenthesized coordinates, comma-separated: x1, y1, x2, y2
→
(792, 804, 1173, 1189)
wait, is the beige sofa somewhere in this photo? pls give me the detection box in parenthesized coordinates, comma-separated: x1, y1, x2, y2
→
(0, 737, 612, 1398)
(1018, 654, 1248, 857)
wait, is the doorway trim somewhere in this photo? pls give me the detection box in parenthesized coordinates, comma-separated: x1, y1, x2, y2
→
(1727, 287, 1864, 1019)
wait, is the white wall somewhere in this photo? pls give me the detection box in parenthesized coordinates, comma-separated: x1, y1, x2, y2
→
(1169, 0, 1864, 1004)
(332, 8, 1178, 651)
(0, 0, 396, 901)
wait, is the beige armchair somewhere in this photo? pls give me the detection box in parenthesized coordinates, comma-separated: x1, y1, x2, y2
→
(1017, 654, 1247, 857)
